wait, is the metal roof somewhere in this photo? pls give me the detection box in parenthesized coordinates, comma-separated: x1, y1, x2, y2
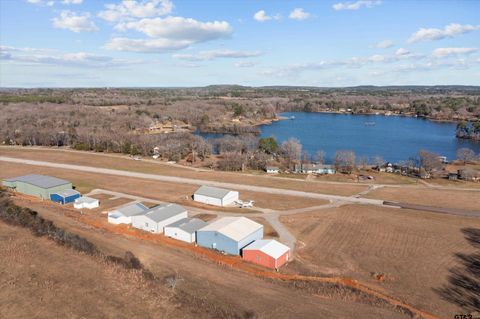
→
(165, 218, 207, 234)
(194, 185, 235, 199)
(143, 204, 187, 223)
(74, 196, 98, 204)
(243, 239, 290, 259)
(266, 166, 279, 170)
(51, 189, 80, 198)
(5, 174, 70, 189)
(112, 202, 149, 217)
(198, 217, 263, 242)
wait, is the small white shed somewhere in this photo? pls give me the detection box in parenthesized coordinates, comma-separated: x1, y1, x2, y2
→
(73, 196, 99, 209)
(131, 204, 187, 234)
(193, 186, 239, 207)
(108, 202, 149, 225)
(164, 218, 207, 243)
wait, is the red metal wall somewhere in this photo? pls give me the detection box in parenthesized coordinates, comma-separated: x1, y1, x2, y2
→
(242, 249, 290, 269)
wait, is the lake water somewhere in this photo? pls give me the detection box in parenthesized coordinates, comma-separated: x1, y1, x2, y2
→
(260, 112, 480, 163)
(198, 112, 480, 163)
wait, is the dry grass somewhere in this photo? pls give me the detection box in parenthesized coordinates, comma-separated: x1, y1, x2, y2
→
(192, 213, 217, 222)
(250, 217, 279, 238)
(0, 147, 368, 196)
(280, 204, 480, 318)
(365, 186, 480, 211)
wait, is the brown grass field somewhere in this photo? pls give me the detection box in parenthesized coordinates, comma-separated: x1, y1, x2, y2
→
(365, 186, 480, 211)
(280, 204, 480, 317)
(0, 147, 368, 196)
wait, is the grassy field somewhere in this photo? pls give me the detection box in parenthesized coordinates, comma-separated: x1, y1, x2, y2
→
(365, 187, 480, 211)
(280, 204, 480, 318)
(0, 147, 368, 196)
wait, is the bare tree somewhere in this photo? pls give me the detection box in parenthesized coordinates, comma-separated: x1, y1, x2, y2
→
(372, 155, 386, 168)
(358, 155, 369, 169)
(315, 150, 326, 165)
(419, 150, 443, 173)
(334, 150, 356, 174)
(280, 138, 302, 169)
(456, 147, 476, 164)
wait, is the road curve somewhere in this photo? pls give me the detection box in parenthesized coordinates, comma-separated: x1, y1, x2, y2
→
(0, 156, 385, 206)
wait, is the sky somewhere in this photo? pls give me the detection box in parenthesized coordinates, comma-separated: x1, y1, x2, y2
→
(0, 0, 479, 87)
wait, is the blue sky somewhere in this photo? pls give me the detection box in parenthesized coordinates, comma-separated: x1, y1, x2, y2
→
(1, 0, 479, 87)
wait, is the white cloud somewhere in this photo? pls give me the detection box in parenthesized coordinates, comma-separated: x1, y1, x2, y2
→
(253, 10, 281, 22)
(0, 46, 137, 68)
(333, 0, 382, 11)
(116, 16, 232, 40)
(368, 54, 386, 62)
(26, 0, 43, 4)
(289, 8, 310, 21)
(408, 23, 480, 43)
(432, 47, 477, 58)
(62, 0, 83, 4)
(375, 39, 394, 49)
(52, 10, 99, 32)
(395, 48, 410, 57)
(234, 61, 257, 68)
(104, 37, 192, 52)
(173, 50, 262, 61)
(98, 0, 173, 22)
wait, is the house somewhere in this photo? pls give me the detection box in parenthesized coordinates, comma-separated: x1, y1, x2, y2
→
(2, 174, 73, 200)
(196, 217, 263, 255)
(107, 202, 149, 225)
(193, 186, 239, 207)
(458, 168, 480, 182)
(242, 239, 291, 269)
(131, 204, 187, 234)
(295, 163, 336, 174)
(265, 166, 280, 174)
(164, 218, 207, 243)
(448, 173, 459, 181)
(74, 196, 100, 209)
(50, 189, 81, 205)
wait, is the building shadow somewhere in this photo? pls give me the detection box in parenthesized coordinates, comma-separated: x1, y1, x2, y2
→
(434, 228, 480, 312)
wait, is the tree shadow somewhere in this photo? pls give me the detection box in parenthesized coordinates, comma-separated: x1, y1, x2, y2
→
(434, 228, 480, 311)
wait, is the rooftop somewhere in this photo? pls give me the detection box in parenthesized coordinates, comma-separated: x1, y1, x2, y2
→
(198, 217, 263, 242)
(194, 185, 234, 199)
(51, 189, 80, 198)
(74, 196, 98, 204)
(143, 204, 187, 223)
(165, 218, 207, 234)
(112, 202, 149, 217)
(243, 239, 290, 259)
(5, 174, 70, 189)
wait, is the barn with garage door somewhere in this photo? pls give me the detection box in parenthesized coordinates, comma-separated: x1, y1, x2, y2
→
(242, 239, 290, 269)
(164, 218, 207, 243)
(2, 174, 73, 200)
(50, 189, 81, 205)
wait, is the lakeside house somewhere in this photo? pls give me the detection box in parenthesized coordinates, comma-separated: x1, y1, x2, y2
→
(265, 166, 280, 174)
(295, 163, 336, 175)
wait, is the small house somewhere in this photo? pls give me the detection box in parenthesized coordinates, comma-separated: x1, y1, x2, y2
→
(295, 163, 336, 175)
(50, 189, 81, 205)
(131, 204, 187, 234)
(196, 217, 263, 255)
(448, 173, 458, 181)
(74, 196, 100, 209)
(265, 166, 280, 174)
(164, 218, 207, 243)
(108, 202, 149, 225)
(193, 186, 239, 207)
(242, 239, 291, 269)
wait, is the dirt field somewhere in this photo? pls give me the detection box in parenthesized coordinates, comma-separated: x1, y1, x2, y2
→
(280, 204, 480, 317)
(0, 162, 328, 211)
(365, 186, 480, 211)
(0, 147, 368, 196)
(250, 217, 279, 238)
(3, 198, 409, 319)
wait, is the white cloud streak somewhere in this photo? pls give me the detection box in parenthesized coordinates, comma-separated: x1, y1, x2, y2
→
(289, 8, 310, 21)
(98, 0, 173, 22)
(375, 39, 394, 49)
(432, 47, 477, 58)
(173, 50, 262, 61)
(333, 0, 382, 11)
(253, 10, 281, 22)
(408, 23, 480, 43)
(52, 10, 99, 32)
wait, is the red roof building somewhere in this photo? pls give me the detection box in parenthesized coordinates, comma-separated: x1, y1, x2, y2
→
(242, 239, 290, 269)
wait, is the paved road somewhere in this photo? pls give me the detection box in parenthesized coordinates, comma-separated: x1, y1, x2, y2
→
(0, 156, 385, 206)
(384, 201, 480, 217)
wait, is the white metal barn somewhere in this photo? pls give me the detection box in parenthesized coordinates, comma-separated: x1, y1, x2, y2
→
(164, 218, 207, 243)
(193, 186, 239, 207)
(131, 204, 187, 234)
(107, 202, 149, 225)
(73, 196, 99, 209)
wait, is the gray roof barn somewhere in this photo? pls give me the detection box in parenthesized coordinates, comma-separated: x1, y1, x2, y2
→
(52, 189, 80, 197)
(5, 174, 70, 189)
(166, 218, 206, 234)
(194, 185, 232, 199)
(114, 202, 149, 217)
(143, 204, 187, 223)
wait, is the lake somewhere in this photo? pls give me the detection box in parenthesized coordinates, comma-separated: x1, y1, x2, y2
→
(260, 112, 480, 163)
(198, 112, 480, 163)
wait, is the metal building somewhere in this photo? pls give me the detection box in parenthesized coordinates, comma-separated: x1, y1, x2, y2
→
(107, 202, 149, 225)
(196, 217, 263, 255)
(131, 204, 187, 234)
(242, 239, 291, 269)
(2, 174, 73, 199)
(193, 185, 239, 207)
(50, 189, 81, 205)
(164, 218, 207, 243)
